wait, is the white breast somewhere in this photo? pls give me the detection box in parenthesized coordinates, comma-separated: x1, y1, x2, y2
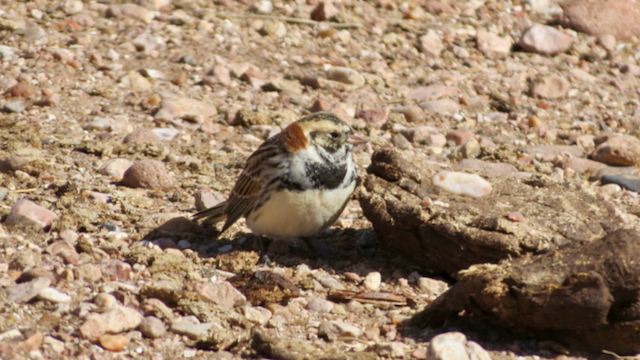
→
(246, 182, 356, 239)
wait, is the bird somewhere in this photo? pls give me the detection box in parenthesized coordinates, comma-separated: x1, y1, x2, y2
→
(192, 111, 366, 241)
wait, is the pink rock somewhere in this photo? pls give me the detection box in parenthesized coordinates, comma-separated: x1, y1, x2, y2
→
(391, 106, 424, 122)
(417, 30, 444, 58)
(401, 126, 433, 143)
(81, 306, 143, 341)
(121, 160, 174, 191)
(123, 128, 161, 144)
(424, 0, 457, 14)
(356, 108, 389, 129)
(520, 24, 574, 56)
(592, 135, 640, 166)
(619, 63, 640, 76)
(530, 74, 570, 99)
(74, 264, 103, 282)
(98, 158, 134, 181)
(107, 3, 155, 23)
(154, 98, 218, 122)
(419, 99, 460, 115)
(560, 0, 640, 40)
(507, 211, 526, 222)
(408, 85, 459, 102)
(203, 65, 231, 87)
(195, 281, 247, 309)
(194, 188, 226, 211)
(425, 134, 447, 147)
(6, 199, 58, 229)
(477, 29, 512, 54)
(446, 129, 474, 145)
(99, 260, 132, 281)
(417, 277, 448, 300)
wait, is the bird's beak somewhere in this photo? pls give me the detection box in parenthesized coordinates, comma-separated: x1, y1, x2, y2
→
(348, 133, 368, 145)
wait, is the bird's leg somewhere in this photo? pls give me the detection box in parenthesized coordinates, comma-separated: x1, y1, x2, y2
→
(255, 235, 273, 266)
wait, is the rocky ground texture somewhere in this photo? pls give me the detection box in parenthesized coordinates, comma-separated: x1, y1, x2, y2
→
(2, 0, 640, 359)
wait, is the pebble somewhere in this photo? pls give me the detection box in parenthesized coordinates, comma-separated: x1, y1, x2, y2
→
(9, 250, 39, 271)
(531, 74, 570, 98)
(520, 145, 584, 158)
(43, 336, 65, 353)
(311, 1, 340, 21)
(363, 272, 382, 291)
(417, 277, 449, 300)
(476, 29, 512, 54)
(154, 98, 218, 122)
(123, 128, 161, 144)
(0, 187, 8, 201)
(445, 130, 474, 145)
(356, 108, 389, 129)
(94, 293, 118, 311)
(194, 188, 226, 211)
(10, 82, 35, 98)
(170, 315, 213, 339)
(555, 156, 606, 175)
(391, 106, 424, 122)
(520, 24, 574, 56)
(0, 154, 29, 172)
(194, 281, 247, 309)
(6, 277, 51, 303)
(326, 67, 365, 87)
(107, 4, 156, 24)
(98, 158, 134, 180)
(243, 306, 272, 325)
(80, 306, 143, 341)
(152, 128, 180, 140)
(120, 71, 153, 91)
(307, 298, 335, 313)
(507, 211, 527, 222)
(597, 33, 617, 53)
(17, 268, 57, 285)
(318, 320, 362, 341)
(409, 85, 459, 102)
(6, 198, 58, 229)
(601, 174, 640, 192)
(139, 316, 166, 339)
(432, 171, 493, 198)
(36, 93, 61, 107)
(121, 160, 174, 191)
(37, 287, 72, 303)
(0, 45, 16, 59)
(428, 332, 491, 360)
(452, 159, 520, 178)
(99, 260, 132, 281)
(392, 133, 412, 149)
(74, 264, 103, 282)
(99, 334, 128, 352)
(560, 0, 640, 40)
(313, 272, 346, 290)
(3, 101, 25, 113)
(417, 30, 444, 58)
(592, 135, 640, 166)
(419, 99, 460, 115)
(132, 33, 164, 52)
(591, 166, 640, 181)
(253, 0, 273, 14)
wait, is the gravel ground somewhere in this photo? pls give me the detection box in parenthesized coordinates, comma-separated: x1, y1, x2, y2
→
(1, 0, 640, 359)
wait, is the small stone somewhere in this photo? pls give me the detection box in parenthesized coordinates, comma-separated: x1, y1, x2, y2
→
(520, 24, 574, 56)
(154, 98, 217, 122)
(6, 277, 51, 303)
(313, 272, 346, 290)
(74, 264, 103, 282)
(38, 287, 71, 303)
(432, 171, 493, 198)
(16, 268, 56, 285)
(427, 332, 469, 360)
(592, 135, 640, 166)
(318, 320, 362, 341)
(170, 316, 213, 339)
(99, 260, 132, 281)
(597, 33, 617, 53)
(445, 130, 474, 145)
(120, 71, 153, 91)
(3, 101, 25, 113)
(477, 29, 513, 54)
(107, 4, 156, 23)
(253, 0, 273, 14)
(307, 298, 335, 313)
(123, 128, 161, 144)
(531, 74, 570, 98)
(194, 188, 226, 211)
(43, 336, 65, 353)
(132, 33, 164, 52)
(0, 187, 8, 201)
(261, 20, 287, 37)
(94, 293, 118, 311)
(556, 156, 606, 175)
(63, 0, 84, 14)
(392, 133, 412, 150)
(99, 334, 128, 352)
(6, 199, 58, 229)
(419, 99, 460, 115)
(520, 145, 584, 158)
(409, 85, 459, 102)
(326, 67, 365, 87)
(507, 211, 527, 222)
(363, 272, 382, 291)
(203, 66, 231, 87)
(9, 250, 40, 271)
(10, 82, 35, 98)
(424, 0, 457, 14)
(121, 160, 173, 191)
(391, 106, 424, 122)
(417, 277, 449, 300)
(418, 30, 444, 58)
(80, 306, 143, 341)
(356, 108, 389, 129)
(591, 166, 640, 181)
(452, 159, 520, 178)
(98, 158, 134, 181)
(243, 306, 272, 325)
(139, 316, 166, 339)
(195, 281, 247, 308)
(36, 93, 61, 107)
(576, 134, 595, 149)
(311, 1, 339, 21)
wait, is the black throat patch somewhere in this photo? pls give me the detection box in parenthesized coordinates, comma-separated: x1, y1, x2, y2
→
(304, 161, 349, 190)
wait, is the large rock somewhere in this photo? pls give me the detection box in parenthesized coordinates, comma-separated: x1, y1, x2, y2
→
(560, 0, 640, 40)
(357, 149, 623, 274)
(411, 229, 640, 355)
(591, 135, 640, 166)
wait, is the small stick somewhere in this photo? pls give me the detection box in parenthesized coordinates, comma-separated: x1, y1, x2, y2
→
(14, 188, 38, 193)
(215, 12, 363, 29)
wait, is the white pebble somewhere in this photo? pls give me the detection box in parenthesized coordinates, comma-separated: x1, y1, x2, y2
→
(363, 272, 381, 291)
(432, 171, 492, 198)
(38, 287, 72, 303)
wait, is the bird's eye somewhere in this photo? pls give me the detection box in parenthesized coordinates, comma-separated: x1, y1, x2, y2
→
(328, 132, 339, 139)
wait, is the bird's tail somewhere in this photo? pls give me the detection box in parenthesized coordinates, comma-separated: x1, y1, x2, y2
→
(192, 203, 227, 227)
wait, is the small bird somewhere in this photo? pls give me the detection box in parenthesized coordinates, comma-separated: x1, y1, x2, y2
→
(193, 111, 366, 240)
